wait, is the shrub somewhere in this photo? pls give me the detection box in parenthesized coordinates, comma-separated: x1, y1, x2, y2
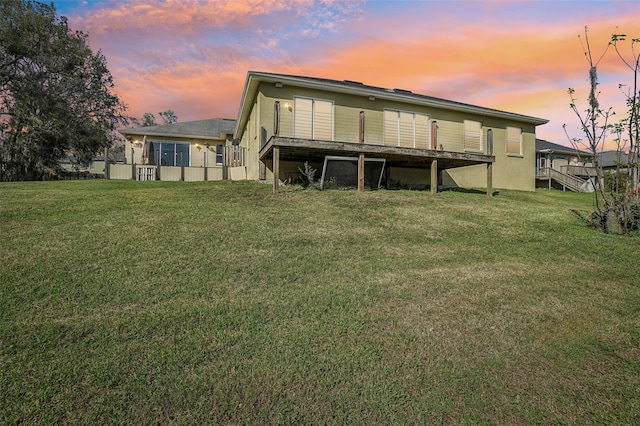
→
(603, 170, 632, 193)
(298, 161, 317, 189)
(591, 193, 640, 235)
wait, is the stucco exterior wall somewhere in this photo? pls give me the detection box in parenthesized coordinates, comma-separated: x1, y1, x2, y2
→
(241, 100, 261, 180)
(445, 125, 536, 191)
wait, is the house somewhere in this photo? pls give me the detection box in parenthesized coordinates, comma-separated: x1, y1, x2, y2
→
(113, 71, 549, 191)
(535, 139, 595, 192)
(535, 142, 639, 192)
(49, 151, 124, 179)
(597, 150, 639, 171)
(536, 139, 592, 171)
(91, 151, 125, 177)
(233, 71, 549, 193)
(598, 150, 640, 191)
(115, 118, 242, 181)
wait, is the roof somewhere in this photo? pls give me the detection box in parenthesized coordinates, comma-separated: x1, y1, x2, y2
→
(598, 150, 639, 168)
(119, 118, 236, 141)
(536, 139, 591, 156)
(234, 71, 549, 140)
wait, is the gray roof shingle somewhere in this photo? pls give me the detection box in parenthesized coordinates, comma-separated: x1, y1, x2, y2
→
(536, 139, 591, 156)
(598, 150, 639, 168)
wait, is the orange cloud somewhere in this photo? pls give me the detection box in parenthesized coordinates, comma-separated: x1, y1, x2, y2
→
(68, 0, 637, 150)
(284, 12, 638, 147)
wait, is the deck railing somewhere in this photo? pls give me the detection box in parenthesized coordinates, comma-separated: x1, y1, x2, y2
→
(560, 164, 596, 177)
(225, 145, 245, 167)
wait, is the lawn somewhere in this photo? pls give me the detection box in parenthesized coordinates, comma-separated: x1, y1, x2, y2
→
(1, 180, 639, 425)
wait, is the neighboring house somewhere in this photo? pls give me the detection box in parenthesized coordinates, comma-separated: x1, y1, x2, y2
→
(535, 139, 595, 192)
(597, 150, 639, 171)
(53, 151, 124, 179)
(116, 118, 241, 181)
(91, 152, 125, 176)
(598, 150, 640, 191)
(234, 71, 548, 193)
(536, 139, 592, 171)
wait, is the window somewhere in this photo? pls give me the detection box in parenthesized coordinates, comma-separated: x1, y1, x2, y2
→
(215, 145, 224, 165)
(294, 97, 333, 140)
(506, 126, 522, 155)
(384, 109, 430, 148)
(464, 120, 482, 152)
(149, 141, 190, 166)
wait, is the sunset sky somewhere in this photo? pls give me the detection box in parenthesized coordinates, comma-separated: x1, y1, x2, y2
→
(52, 0, 640, 149)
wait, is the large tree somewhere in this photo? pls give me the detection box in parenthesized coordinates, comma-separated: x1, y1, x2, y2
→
(0, 0, 127, 181)
(141, 112, 157, 127)
(158, 110, 178, 125)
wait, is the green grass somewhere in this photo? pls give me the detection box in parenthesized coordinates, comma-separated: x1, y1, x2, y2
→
(1, 180, 639, 425)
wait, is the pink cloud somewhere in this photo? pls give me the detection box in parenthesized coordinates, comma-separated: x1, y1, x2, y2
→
(65, 0, 638, 151)
(73, 0, 310, 35)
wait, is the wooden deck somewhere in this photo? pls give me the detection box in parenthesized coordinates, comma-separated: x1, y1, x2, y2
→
(259, 136, 495, 195)
(259, 136, 494, 170)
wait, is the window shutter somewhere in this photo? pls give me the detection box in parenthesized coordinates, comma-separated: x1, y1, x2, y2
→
(313, 100, 333, 140)
(294, 98, 333, 140)
(384, 110, 399, 146)
(415, 114, 430, 149)
(294, 98, 313, 139)
(506, 127, 522, 155)
(384, 110, 430, 148)
(399, 112, 414, 148)
(464, 120, 482, 151)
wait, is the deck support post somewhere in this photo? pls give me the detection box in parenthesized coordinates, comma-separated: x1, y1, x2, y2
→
(486, 129, 493, 196)
(431, 159, 438, 194)
(358, 111, 365, 192)
(358, 153, 365, 192)
(273, 146, 280, 194)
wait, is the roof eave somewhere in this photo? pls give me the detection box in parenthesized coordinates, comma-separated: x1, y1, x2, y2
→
(233, 72, 261, 140)
(118, 129, 230, 141)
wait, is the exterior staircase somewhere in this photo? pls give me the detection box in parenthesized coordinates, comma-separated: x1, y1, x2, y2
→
(537, 167, 594, 192)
